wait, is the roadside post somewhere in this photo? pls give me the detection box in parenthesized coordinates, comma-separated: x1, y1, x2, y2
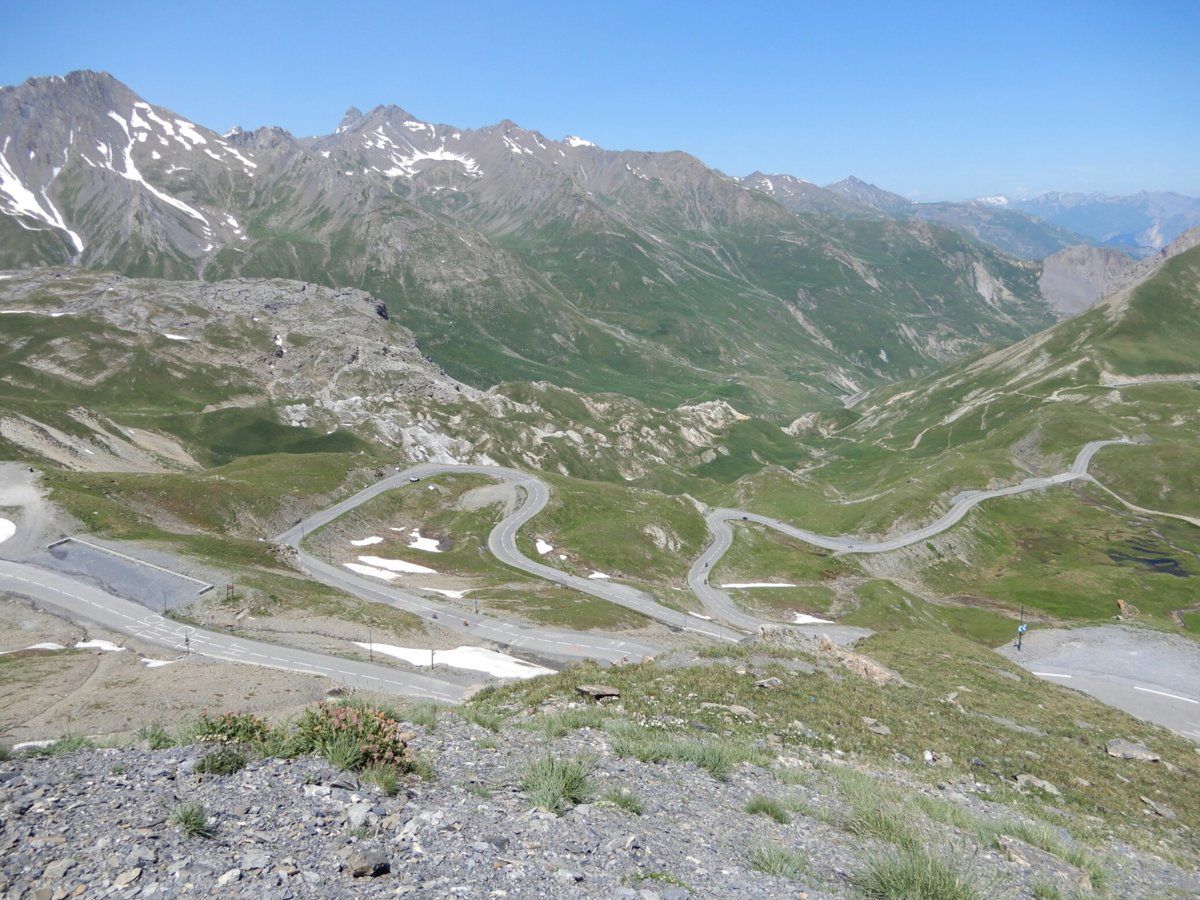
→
(1016, 604, 1027, 651)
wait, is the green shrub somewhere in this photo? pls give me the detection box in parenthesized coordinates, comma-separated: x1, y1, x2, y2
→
(747, 843, 807, 878)
(169, 800, 215, 839)
(293, 701, 412, 772)
(857, 849, 980, 900)
(137, 722, 176, 750)
(522, 753, 591, 814)
(746, 795, 792, 824)
(195, 746, 247, 776)
(191, 712, 270, 745)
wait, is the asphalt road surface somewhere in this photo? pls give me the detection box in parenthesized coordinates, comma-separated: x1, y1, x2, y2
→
(277, 462, 746, 647)
(998, 625, 1200, 743)
(0, 558, 469, 702)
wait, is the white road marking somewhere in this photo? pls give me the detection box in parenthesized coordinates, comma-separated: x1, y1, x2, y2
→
(1133, 686, 1198, 704)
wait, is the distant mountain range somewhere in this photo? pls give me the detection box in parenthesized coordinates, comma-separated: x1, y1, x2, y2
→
(744, 174, 1093, 260)
(0, 71, 1061, 414)
(977, 191, 1200, 258)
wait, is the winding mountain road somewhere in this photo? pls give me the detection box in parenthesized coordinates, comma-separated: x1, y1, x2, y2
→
(4, 436, 1187, 702)
(276, 462, 744, 650)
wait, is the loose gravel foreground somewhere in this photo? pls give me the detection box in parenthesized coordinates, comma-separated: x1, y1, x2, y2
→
(4, 707, 1199, 898)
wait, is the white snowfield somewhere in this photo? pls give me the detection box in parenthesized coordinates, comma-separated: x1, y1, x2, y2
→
(587, 571, 611, 580)
(407, 530, 441, 552)
(792, 613, 833, 625)
(161, 333, 191, 341)
(343, 562, 400, 582)
(350, 536, 383, 547)
(353, 642, 553, 679)
(0, 639, 125, 654)
(535, 539, 554, 555)
(141, 658, 175, 668)
(428, 588, 471, 599)
(0, 517, 15, 545)
(721, 582, 798, 589)
(75, 639, 125, 652)
(357, 555, 438, 575)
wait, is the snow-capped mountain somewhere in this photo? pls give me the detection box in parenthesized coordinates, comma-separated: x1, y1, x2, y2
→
(0, 70, 1060, 415)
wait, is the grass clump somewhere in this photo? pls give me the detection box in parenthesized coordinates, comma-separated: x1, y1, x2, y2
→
(361, 763, 400, 795)
(602, 787, 643, 815)
(137, 722, 176, 750)
(857, 849, 980, 900)
(458, 706, 507, 733)
(195, 746, 247, 776)
(190, 711, 270, 745)
(747, 843, 807, 879)
(834, 770, 920, 851)
(404, 702, 442, 731)
(169, 800, 215, 839)
(1031, 881, 1064, 900)
(27, 734, 94, 757)
(522, 753, 591, 814)
(606, 721, 760, 781)
(0, 744, 9, 761)
(746, 795, 792, 825)
(533, 706, 609, 738)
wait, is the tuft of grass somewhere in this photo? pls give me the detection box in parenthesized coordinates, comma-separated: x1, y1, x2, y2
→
(605, 721, 761, 781)
(0, 744, 10, 762)
(476, 736, 498, 751)
(109, 764, 126, 775)
(195, 746, 247, 776)
(169, 800, 215, 839)
(630, 872, 689, 889)
(834, 770, 920, 852)
(533, 706, 609, 738)
(1031, 881, 1064, 900)
(317, 731, 364, 772)
(467, 782, 493, 799)
(772, 767, 809, 786)
(411, 753, 436, 782)
(137, 722, 176, 750)
(458, 707, 506, 733)
(404, 702, 442, 731)
(602, 787, 643, 815)
(747, 843, 807, 879)
(856, 849, 980, 900)
(361, 763, 400, 796)
(28, 734, 94, 757)
(253, 724, 301, 759)
(522, 753, 591, 814)
(746, 795, 792, 825)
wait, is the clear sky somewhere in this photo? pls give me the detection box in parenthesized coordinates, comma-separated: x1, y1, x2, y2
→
(3, 0, 1197, 200)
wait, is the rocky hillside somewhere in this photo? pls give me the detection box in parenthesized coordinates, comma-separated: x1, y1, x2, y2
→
(0, 71, 1058, 414)
(3, 639, 1199, 900)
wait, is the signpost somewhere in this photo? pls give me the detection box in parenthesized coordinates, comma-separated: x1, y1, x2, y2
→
(1016, 604, 1027, 651)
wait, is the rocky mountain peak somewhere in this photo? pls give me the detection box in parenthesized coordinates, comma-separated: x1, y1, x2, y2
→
(335, 105, 365, 134)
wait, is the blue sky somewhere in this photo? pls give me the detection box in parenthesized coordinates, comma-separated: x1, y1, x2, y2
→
(3, 0, 1197, 199)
